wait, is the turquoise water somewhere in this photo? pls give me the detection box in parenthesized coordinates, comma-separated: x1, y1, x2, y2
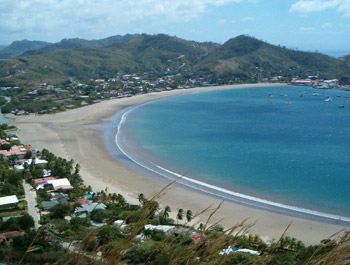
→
(122, 86, 350, 217)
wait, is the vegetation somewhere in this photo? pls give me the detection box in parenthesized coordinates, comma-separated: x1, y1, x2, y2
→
(0, 34, 349, 88)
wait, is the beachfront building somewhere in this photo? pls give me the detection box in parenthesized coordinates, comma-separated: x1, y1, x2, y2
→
(72, 202, 107, 218)
(35, 178, 73, 190)
(0, 145, 36, 161)
(14, 158, 48, 171)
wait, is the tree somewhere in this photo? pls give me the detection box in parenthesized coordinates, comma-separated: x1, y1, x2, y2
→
(116, 193, 127, 207)
(186, 209, 193, 222)
(138, 193, 146, 205)
(176, 208, 184, 224)
(198, 223, 204, 231)
(70, 217, 90, 231)
(110, 193, 118, 203)
(18, 214, 34, 230)
(162, 206, 171, 220)
(50, 203, 72, 219)
(24, 151, 32, 159)
(90, 209, 106, 223)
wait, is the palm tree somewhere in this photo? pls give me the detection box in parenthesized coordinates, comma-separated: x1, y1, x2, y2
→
(111, 193, 118, 203)
(74, 163, 80, 174)
(163, 205, 171, 219)
(186, 209, 193, 222)
(198, 223, 204, 231)
(177, 208, 184, 224)
(116, 193, 126, 206)
(138, 193, 146, 205)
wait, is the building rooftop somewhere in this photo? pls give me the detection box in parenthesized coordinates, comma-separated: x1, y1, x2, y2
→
(0, 195, 19, 206)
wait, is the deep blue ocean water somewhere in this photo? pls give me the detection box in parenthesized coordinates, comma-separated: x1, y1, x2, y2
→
(122, 86, 350, 217)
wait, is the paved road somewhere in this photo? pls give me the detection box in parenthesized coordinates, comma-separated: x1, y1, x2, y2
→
(23, 181, 40, 229)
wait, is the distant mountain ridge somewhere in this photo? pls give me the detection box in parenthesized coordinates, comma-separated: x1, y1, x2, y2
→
(0, 34, 139, 59)
(23, 34, 139, 55)
(0, 34, 349, 87)
(0, 40, 52, 59)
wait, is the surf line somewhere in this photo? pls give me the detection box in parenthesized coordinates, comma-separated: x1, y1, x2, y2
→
(115, 103, 350, 224)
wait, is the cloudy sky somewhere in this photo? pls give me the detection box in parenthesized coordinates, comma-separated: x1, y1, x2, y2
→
(1, 0, 350, 55)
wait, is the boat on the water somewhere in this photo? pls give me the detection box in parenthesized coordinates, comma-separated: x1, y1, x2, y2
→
(325, 96, 332, 102)
(339, 105, 345, 108)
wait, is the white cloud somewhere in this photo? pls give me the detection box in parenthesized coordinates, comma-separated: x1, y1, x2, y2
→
(290, 0, 350, 17)
(322, 22, 333, 28)
(241, 16, 255, 21)
(217, 19, 227, 24)
(300, 26, 315, 31)
(0, 0, 247, 43)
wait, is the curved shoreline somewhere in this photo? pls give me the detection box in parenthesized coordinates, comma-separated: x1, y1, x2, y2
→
(109, 94, 350, 226)
(8, 83, 350, 245)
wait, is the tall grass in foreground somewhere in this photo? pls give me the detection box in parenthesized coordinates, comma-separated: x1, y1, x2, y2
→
(20, 180, 350, 265)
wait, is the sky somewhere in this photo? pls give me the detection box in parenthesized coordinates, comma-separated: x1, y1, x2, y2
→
(1, 0, 350, 56)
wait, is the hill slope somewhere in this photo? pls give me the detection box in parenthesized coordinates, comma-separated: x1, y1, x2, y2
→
(0, 40, 52, 59)
(204, 35, 348, 81)
(0, 34, 349, 86)
(23, 34, 139, 56)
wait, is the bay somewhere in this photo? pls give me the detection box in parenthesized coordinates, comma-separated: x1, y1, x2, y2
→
(122, 86, 350, 217)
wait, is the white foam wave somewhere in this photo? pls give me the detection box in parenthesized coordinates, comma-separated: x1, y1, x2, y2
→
(115, 106, 350, 223)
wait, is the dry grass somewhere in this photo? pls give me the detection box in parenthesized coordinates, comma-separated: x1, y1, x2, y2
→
(20, 180, 350, 265)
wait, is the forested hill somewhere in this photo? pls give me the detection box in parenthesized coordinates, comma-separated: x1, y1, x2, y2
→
(0, 40, 52, 59)
(22, 34, 139, 56)
(0, 34, 349, 87)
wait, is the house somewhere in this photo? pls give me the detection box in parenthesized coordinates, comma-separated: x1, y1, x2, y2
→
(72, 202, 106, 218)
(189, 233, 202, 244)
(0, 195, 19, 208)
(75, 199, 92, 205)
(47, 178, 73, 190)
(2, 215, 22, 222)
(220, 247, 259, 255)
(14, 158, 47, 171)
(144, 225, 175, 235)
(50, 192, 69, 203)
(113, 220, 127, 230)
(1, 145, 36, 160)
(36, 178, 72, 190)
(33, 176, 59, 186)
(41, 200, 59, 211)
(0, 139, 10, 145)
(0, 231, 25, 246)
(173, 227, 192, 236)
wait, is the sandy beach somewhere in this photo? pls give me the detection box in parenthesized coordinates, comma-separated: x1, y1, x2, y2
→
(8, 83, 349, 245)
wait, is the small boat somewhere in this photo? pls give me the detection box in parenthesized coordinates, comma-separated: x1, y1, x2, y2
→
(285, 101, 291, 104)
(344, 96, 348, 99)
(325, 96, 332, 102)
(339, 105, 345, 108)
(312, 92, 318, 96)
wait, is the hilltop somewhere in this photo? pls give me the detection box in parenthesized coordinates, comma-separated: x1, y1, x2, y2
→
(0, 34, 349, 89)
(0, 40, 52, 59)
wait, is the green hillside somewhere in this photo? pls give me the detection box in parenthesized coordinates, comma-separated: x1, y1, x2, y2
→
(0, 34, 349, 87)
(23, 34, 138, 56)
(204, 35, 349, 82)
(0, 40, 52, 59)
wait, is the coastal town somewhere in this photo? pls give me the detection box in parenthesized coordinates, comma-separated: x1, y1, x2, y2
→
(0, 70, 349, 116)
